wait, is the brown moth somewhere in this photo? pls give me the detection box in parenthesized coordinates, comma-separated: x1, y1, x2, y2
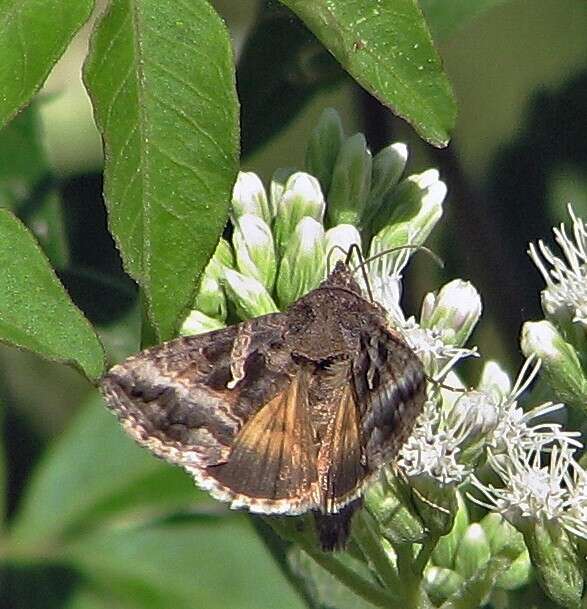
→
(100, 261, 426, 551)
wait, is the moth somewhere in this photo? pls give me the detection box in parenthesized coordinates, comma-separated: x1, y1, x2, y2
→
(100, 261, 426, 551)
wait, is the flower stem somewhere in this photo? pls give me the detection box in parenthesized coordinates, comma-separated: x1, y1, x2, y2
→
(351, 510, 402, 593)
(304, 545, 400, 608)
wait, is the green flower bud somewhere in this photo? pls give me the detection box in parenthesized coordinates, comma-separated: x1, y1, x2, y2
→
(273, 172, 325, 256)
(478, 360, 512, 404)
(269, 167, 296, 220)
(221, 268, 278, 319)
(496, 548, 532, 590)
(231, 171, 271, 223)
(522, 519, 583, 608)
(203, 238, 235, 284)
(233, 214, 277, 291)
(365, 471, 426, 545)
(193, 272, 227, 321)
(410, 475, 458, 536)
(454, 523, 491, 581)
(324, 223, 362, 268)
(423, 566, 463, 605)
(521, 320, 587, 412)
(445, 391, 498, 467)
(480, 513, 526, 559)
(305, 107, 344, 196)
(212, 237, 235, 270)
(326, 133, 372, 227)
(369, 169, 445, 244)
(362, 143, 408, 229)
(432, 491, 470, 569)
(420, 279, 482, 347)
(180, 310, 225, 336)
(276, 217, 325, 308)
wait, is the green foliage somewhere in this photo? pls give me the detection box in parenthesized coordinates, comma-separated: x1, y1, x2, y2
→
(281, 0, 456, 146)
(0, 209, 104, 381)
(0, 0, 94, 129)
(83, 0, 240, 340)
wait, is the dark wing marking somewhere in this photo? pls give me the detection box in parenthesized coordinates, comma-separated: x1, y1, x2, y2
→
(100, 313, 305, 511)
(353, 324, 426, 471)
(206, 370, 320, 514)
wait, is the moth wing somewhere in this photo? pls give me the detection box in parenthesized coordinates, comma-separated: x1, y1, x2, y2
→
(206, 369, 319, 514)
(317, 383, 365, 514)
(101, 313, 318, 512)
(353, 324, 427, 470)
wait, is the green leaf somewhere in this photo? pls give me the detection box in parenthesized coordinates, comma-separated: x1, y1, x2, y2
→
(9, 393, 197, 547)
(66, 519, 306, 609)
(0, 104, 47, 206)
(83, 0, 240, 340)
(420, 0, 510, 41)
(0, 209, 104, 381)
(280, 0, 456, 147)
(0, 0, 94, 130)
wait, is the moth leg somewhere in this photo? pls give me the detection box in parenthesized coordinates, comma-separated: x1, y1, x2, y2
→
(227, 321, 253, 389)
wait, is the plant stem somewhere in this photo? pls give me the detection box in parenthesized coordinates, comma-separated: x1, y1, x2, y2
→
(352, 510, 401, 592)
(303, 545, 400, 609)
(415, 535, 439, 575)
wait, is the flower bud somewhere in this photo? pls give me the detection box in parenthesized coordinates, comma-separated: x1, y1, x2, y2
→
(193, 272, 227, 321)
(362, 143, 408, 229)
(496, 549, 532, 590)
(365, 471, 426, 545)
(423, 566, 463, 604)
(480, 512, 526, 558)
(324, 224, 362, 268)
(420, 280, 482, 348)
(269, 167, 296, 220)
(409, 474, 458, 536)
(221, 268, 278, 319)
(233, 214, 277, 291)
(213, 238, 235, 269)
(521, 320, 587, 412)
(326, 133, 372, 227)
(203, 238, 235, 283)
(432, 491, 470, 569)
(180, 310, 225, 336)
(478, 360, 512, 404)
(305, 108, 344, 196)
(370, 169, 445, 245)
(454, 523, 491, 581)
(522, 520, 583, 608)
(445, 391, 498, 466)
(276, 217, 325, 308)
(273, 172, 325, 256)
(231, 171, 271, 223)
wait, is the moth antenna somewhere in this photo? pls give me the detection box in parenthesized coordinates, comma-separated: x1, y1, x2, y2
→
(345, 243, 374, 302)
(326, 245, 349, 275)
(424, 374, 470, 394)
(353, 244, 445, 273)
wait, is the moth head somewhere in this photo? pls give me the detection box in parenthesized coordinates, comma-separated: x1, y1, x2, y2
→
(321, 261, 363, 295)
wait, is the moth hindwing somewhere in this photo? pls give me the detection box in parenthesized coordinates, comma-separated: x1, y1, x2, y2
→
(100, 261, 426, 551)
